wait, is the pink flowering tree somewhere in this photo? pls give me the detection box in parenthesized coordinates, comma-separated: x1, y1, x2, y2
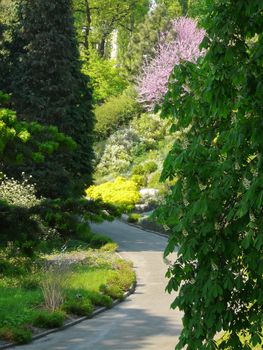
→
(137, 17, 205, 110)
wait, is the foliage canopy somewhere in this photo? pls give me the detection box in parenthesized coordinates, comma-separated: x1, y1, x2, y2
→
(157, 1, 263, 349)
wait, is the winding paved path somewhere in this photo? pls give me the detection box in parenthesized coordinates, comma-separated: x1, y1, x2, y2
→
(14, 220, 182, 350)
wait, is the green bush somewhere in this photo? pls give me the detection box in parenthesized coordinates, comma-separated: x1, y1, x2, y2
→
(99, 284, 124, 300)
(96, 129, 138, 176)
(130, 175, 146, 187)
(86, 177, 141, 212)
(0, 326, 32, 344)
(87, 293, 113, 309)
(131, 164, 145, 176)
(95, 87, 141, 139)
(132, 161, 158, 176)
(99, 259, 135, 300)
(90, 234, 113, 249)
(109, 260, 136, 291)
(147, 171, 161, 188)
(0, 174, 45, 256)
(20, 276, 40, 290)
(130, 113, 168, 150)
(99, 242, 119, 253)
(63, 299, 93, 317)
(143, 161, 158, 174)
(32, 311, 65, 329)
(127, 213, 141, 223)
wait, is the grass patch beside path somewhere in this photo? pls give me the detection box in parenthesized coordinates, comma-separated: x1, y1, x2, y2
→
(0, 244, 135, 345)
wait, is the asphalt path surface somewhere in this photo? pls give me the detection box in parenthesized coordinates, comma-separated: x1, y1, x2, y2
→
(13, 220, 182, 350)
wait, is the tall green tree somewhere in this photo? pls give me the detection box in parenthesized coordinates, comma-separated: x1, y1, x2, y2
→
(10, 0, 94, 197)
(73, 0, 149, 57)
(156, 0, 207, 18)
(0, 0, 17, 91)
(120, 4, 171, 80)
(158, 0, 263, 349)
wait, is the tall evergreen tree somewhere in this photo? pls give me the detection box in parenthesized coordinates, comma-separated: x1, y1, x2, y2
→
(10, 0, 94, 198)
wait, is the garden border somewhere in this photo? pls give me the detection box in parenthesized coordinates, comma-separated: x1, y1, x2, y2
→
(121, 216, 169, 239)
(0, 254, 136, 350)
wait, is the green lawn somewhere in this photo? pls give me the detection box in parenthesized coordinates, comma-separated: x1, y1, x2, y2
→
(0, 284, 42, 327)
(0, 247, 135, 344)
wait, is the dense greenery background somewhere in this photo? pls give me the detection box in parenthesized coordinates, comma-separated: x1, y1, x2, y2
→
(0, 0, 262, 348)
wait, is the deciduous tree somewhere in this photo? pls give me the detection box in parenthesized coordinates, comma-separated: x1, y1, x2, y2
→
(158, 1, 263, 349)
(137, 17, 205, 110)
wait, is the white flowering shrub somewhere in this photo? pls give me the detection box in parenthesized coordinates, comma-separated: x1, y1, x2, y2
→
(0, 173, 45, 255)
(0, 173, 41, 208)
(97, 128, 139, 176)
(96, 113, 169, 176)
(131, 113, 168, 151)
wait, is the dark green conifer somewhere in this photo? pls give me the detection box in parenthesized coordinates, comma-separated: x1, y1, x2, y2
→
(11, 0, 94, 197)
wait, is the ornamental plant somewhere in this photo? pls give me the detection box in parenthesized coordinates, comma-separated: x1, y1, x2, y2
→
(0, 91, 76, 167)
(96, 112, 168, 176)
(86, 177, 141, 212)
(137, 17, 205, 110)
(157, 1, 263, 349)
(96, 128, 139, 176)
(11, 0, 94, 197)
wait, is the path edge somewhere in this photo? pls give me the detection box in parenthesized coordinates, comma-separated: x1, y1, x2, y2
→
(0, 264, 136, 349)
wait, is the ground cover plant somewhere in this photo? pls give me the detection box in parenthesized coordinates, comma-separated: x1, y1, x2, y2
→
(0, 244, 135, 345)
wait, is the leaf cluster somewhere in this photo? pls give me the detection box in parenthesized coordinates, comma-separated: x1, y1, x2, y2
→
(0, 92, 76, 167)
(157, 1, 263, 349)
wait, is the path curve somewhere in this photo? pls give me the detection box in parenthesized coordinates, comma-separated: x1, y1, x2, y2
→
(13, 220, 182, 350)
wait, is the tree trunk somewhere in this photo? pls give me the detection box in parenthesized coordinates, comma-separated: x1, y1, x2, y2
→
(98, 34, 107, 57)
(83, 0, 91, 51)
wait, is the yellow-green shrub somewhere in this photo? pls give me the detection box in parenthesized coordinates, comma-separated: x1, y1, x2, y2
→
(86, 177, 140, 212)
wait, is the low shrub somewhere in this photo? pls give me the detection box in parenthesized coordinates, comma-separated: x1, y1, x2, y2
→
(0, 174, 45, 256)
(96, 129, 138, 176)
(132, 161, 158, 176)
(63, 299, 93, 317)
(130, 113, 168, 150)
(95, 87, 141, 139)
(87, 292, 113, 309)
(20, 276, 40, 290)
(110, 260, 136, 291)
(99, 259, 135, 300)
(0, 326, 32, 344)
(99, 284, 124, 300)
(143, 161, 158, 174)
(95, 112, 169, 177)
(130, 175, 146, 187)
(131, 164, 144, 176)
(32, 310, 65, 329)
(99, 242, 119, 253)
(127, 213, 141, 223)
(86, 177, 141, 212)
(90, 234, 113, 249)
(147, 171, 161, 188)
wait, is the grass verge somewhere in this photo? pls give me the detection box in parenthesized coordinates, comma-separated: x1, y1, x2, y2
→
(0, 243, 135, 345)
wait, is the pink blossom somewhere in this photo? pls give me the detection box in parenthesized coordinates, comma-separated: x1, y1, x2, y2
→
(137, 17, 205, 110)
